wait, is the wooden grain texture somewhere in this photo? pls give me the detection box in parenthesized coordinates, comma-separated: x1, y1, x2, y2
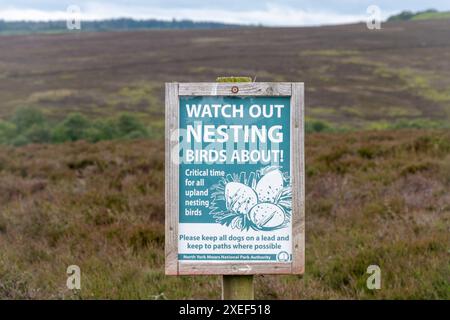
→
(291, 83, 305, 274)
(216, 77, 254, 300)
(165, 83, 179, 275)
(179, 82, 292, 96)
(178, 263, 293, 275)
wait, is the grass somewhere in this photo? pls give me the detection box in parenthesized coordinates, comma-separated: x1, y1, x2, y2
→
(412, 11, 450, 21)
(0, 129, 449, 299)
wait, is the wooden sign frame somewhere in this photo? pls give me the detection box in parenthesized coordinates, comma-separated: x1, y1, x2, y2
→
(165, 82, 305, 275)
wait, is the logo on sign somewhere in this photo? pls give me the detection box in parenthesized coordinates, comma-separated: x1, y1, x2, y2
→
(277, 251, 290, 262)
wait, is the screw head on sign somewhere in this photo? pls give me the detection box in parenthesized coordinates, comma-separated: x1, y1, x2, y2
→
(231, 86, 239, 94)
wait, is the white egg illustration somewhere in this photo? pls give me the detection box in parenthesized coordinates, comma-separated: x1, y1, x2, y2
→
(248, 203, 286, 229)
(224, 182, 258, 215)
(255, 169, 284, 203)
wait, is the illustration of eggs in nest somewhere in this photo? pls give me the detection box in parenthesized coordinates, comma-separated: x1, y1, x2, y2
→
(210, 166, 292, 231)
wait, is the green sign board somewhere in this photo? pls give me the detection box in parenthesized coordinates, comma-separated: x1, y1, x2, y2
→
(165, 82, 304, 275)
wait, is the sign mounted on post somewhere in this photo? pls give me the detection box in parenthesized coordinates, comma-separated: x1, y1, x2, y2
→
(165, 82, 304, 275)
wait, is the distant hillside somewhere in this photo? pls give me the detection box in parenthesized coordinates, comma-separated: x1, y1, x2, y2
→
(0, 19, 449, 132)
(0, 18, 242, 34)
(388, 9, 450, 22)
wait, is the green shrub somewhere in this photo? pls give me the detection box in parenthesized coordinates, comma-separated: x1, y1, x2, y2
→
(0, 120, 16, 144)
(116, 113, 148, 137)
(124, 130, 148, 140)
(305, 120, 333, 133)
(24, 124, 51, 144)
(12, 107, 45, 133)
(92, 119, 119, 140)
(0, 110, 152, 146)
(10, 135, 29, 147)
(83, 127, 104, 143)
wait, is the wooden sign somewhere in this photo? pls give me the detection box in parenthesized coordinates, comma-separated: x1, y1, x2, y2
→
(165, 82, 304, 275)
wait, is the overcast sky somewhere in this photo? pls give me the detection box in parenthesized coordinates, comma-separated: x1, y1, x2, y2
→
(1, 1, 449, 26)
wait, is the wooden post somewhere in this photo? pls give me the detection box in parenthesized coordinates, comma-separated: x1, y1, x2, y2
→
(216, 76, 254, 300)
(222, 275, 254, 300)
